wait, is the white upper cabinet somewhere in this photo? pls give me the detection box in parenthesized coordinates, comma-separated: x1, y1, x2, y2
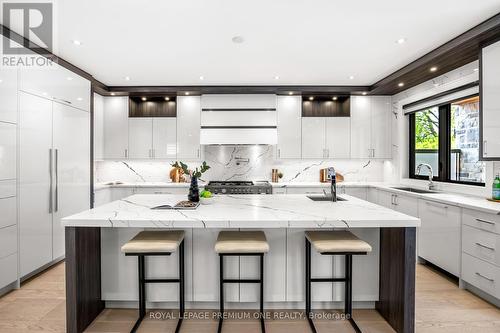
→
(481, 40, 500, 159)
(370, 96, 392, 159)
(93, 94, 105, 160)
(103, 97, 129, 159)
(153, 118, 177, 159)
(128, 118, 153, 159)
(18, 53, 90, 112)
(301, 117, 325, 159)
(0, 122, 16, 180)
(0, 55, 18, 124)
(326, 117, 350, 158)
(350, 96, 372, 158)
(302, 117, 350, 159)
(277, 96, 302, 159)
(350, 96, 391, 159)
(177, 96, 201, 160)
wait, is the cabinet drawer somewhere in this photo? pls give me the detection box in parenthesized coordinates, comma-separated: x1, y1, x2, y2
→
(286, 187, 324, 194)
(0, 225, 17, 259)
(462, 253, 500, 299)
(0, 197, 16, 229)
(0, 253, 17, 289)
(463, 209, 500, 235)
(133, 187, 189, 195)
(463, 225, 500, 267)
(0, 179, 16, 198)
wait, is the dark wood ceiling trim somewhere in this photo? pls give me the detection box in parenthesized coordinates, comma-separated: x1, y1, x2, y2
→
(370, 12, 500, 95)
(0, 24, 108, 94)
(106, 85, 369, 96)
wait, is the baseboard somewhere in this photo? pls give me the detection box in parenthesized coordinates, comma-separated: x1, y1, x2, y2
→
(463, 282, 500, 308)
(0, 281, 18, 298)
(20, 256, 65, 283)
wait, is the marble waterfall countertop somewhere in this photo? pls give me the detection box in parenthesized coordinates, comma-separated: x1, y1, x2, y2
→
(62, 193, 420, 229)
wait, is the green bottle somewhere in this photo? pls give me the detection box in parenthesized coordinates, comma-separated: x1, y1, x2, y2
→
(494, 174, 500, 200)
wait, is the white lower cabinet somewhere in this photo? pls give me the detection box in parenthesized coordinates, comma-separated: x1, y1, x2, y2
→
(418, 199, 461, 276)
(377, 190, 418, 217)
(285, 187, 324, 195)
(0, 254, 18, 290)
(344, 187, 367, 200)
(461, 208, 500, 301)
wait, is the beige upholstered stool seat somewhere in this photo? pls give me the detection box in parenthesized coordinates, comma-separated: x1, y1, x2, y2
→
(121, 230, 185, 254)
(305, 230, 372, 254)
(215, 231, 269, 254)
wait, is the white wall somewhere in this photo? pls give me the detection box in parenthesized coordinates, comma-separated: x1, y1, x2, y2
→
(391, 61, 498, 197)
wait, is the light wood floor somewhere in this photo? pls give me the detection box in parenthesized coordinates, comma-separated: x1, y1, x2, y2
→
(0, 262, 499, 332)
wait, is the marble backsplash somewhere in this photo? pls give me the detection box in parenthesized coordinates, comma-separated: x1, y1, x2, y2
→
(95, 145, 389, 183)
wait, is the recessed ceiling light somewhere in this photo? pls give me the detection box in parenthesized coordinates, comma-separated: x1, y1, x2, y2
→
(473, 68, 479, 72)
(349, 75, 355, 80)
(232, 36, 244, 44)
(141, 97, 147, 101)
(165, 97, 170, 101)
(185, 92, 190, 95)
(430, 66, 438, 72)
(199, 76, 204, 81)
(124, 76, 130, 81)
(396, 38, 407, 44)
(274, 75, 280, 80)
(72, 40, 82, 46)
(67, 77, 73, 81)
(42, 92, 48, 96)
(362, 92, 367, 95)
(77, 97, 83, 101)
(309, 97, 314, 101)
(288, 92, 293, 95)
(332, 96, 338, 100)
(398, 82, 405, 87)
(110, 92, 116, 96)
(0, 79, 3, 83)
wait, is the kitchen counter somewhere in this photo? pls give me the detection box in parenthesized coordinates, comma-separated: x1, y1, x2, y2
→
(95, 181, 500, 214)
(63, 193, 419, 229)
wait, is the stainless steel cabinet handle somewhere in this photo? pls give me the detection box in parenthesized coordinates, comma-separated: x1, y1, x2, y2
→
(197, 149, 200, 158)
(476, 218, 495, 225)
(153, 149, 155, 158)
(125, 149, 128, 158)
(393, 194, 398, 206)
(484, 140, 487, 156)
(475, 272, 494, 282)
(475, 242, 495, 251)
(372, 149, 375, 158)
(326, 149, 330, 158)
(49, 149, 53, 213)
(278, 149, 281, 158)
(55, 149, 59, 212)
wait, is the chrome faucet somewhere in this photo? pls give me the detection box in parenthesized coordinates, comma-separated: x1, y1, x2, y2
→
(328, 167, 337, 202)
(416, 163, 437, 191)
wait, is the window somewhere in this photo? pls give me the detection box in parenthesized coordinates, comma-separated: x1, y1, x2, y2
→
(409, 95, 485, 185)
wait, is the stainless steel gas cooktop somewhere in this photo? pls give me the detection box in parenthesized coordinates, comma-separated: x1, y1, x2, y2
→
(205, 181, 272, 195)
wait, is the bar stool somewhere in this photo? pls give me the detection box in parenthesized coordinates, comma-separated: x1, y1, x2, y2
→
(121, 230, 185, 333)
(215, 231, 269, 333)
(305, 230, 372, 333)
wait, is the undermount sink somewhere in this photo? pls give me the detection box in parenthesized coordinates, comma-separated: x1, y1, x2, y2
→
(307, 195, 347, 202)
(391, 187, 436, 194)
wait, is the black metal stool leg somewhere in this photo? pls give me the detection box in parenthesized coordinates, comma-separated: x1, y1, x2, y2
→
(259, 254, 266, 333)
(218, 254, 224, 333)
(175, 240, 185, 333)
(305, 238, 317, 333)
(131, 255, 146, 333)
(345, 254, 361, 333)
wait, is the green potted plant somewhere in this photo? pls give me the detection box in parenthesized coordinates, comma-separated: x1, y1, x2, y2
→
(171, 161, 210, 202)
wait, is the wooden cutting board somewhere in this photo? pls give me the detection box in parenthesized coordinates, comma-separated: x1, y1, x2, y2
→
(486, 198, 500, 203)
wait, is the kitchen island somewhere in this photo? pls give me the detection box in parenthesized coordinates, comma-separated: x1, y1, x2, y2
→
(63, 194, 420, 333)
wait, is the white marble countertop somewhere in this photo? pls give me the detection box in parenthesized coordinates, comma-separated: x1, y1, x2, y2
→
(63, 194, 420, 229)
(94, 181, 499, 215)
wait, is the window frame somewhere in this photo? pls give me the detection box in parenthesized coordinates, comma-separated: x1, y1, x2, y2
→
(408, 94, 485, 187)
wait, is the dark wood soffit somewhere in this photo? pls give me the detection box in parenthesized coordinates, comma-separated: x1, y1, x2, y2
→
(370, 12, 500, 95)
(0, 24, 108, 95)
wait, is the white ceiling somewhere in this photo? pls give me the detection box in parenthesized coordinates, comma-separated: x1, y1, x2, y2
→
(26, 0, 500, 85)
